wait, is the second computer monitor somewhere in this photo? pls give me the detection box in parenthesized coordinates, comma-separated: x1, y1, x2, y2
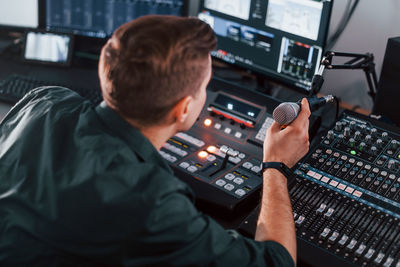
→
(198, 0, 333, 92)
(45, 0, 187, 38)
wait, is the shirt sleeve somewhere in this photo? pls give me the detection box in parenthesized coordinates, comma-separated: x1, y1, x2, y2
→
(1, 86, 83, 125)
(126, 164, 295, 267)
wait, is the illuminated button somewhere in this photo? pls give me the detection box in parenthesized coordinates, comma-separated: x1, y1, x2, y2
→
(234, 132, 242, 139)
(321, 177, 330, 183)
(204, 118, 212, 127)
(329, 180, 339, 187)
(214, 123, 222, 130)
(345, 187, 354, 194)
(238, 153, 246, 159)
(224, 184, 235, 191)
(235, 189, 246, 197)
(350, 150, 357, 155)
(198, 151, 208, 159)
(179, 162, 190, 169)
(224, 128, 232, 134)
(337, 183, 346, 190)
(313, 173, 322, 180)
(207, 146, 217, 153)
(225, 173, 235, 180)
(307, 170, 315, 177)
(353, 190, 363, 197)
(206, 155, 216, 162)
(215, 179, 226, 187)
(233, 177, 244, 185)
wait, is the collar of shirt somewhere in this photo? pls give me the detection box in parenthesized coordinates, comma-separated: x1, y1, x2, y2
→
(95, 101, 173, 174)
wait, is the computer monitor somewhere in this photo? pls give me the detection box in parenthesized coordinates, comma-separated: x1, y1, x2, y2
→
(198, 0, 333, 93)
(45, 0, 187, 38)
(0, 0, 39, 29)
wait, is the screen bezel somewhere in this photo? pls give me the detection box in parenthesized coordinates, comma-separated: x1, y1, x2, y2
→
(22, 30, 74, 66)
(199, 0, 334, 95)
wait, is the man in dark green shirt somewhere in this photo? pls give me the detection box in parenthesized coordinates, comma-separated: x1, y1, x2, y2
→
(0, 16, 310, 266)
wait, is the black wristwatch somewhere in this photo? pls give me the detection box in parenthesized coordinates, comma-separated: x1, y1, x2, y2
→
(261, 162, 294, 184)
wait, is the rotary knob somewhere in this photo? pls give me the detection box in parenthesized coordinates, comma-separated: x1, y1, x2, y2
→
(376, 138, 383, 147)
(334, 122, 343, 132)
(354, 131, 361, 140)
(327, 130, 334, 140)
(388, 160, 397, 170)
(349, 138, 356, 147)
(350, 121, 357, 129)
(359, 142, 366, 151)
(391, 140, 399, 150)
(382, 132, 389, 139)
(370, 146, 378, 155)
(370, 128, 378, 136)
(344, 127, 351, 137)
(365, 135, 372, 143)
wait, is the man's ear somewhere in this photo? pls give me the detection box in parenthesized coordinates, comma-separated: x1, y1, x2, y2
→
(172, 95, 193, 124)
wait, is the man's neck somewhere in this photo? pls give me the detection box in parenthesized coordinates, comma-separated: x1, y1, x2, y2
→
(138, 124, 176, 151)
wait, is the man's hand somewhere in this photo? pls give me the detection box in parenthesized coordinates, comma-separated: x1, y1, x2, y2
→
(263, 98, 311, 168)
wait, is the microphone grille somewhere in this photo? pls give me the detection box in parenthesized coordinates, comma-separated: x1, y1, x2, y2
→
(273, 102, 300, 125)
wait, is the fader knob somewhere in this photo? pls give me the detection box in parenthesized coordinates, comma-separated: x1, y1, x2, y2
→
(335, 122, 343, 132)
(344, 127, 351, 137)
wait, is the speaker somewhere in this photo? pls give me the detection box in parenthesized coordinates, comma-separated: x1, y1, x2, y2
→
(373, 37, 400, 125)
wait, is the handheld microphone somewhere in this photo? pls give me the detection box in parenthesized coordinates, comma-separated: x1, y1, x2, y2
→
(273, 95, 334, 125)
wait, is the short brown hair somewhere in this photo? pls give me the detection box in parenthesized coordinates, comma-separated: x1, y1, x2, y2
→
(99, 15, 217, 125)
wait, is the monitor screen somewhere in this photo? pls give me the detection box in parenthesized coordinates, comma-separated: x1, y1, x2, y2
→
(0, 0, 39, 29)
(198, 0, 333, 92)
(24, 31, 72, 65)
(45, 0, 186, 38)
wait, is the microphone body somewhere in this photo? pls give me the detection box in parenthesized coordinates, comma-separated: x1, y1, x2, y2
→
(273, 95, 334, 125)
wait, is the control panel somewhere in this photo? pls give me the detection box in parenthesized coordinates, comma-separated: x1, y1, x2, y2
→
(159, 78, 280, 212)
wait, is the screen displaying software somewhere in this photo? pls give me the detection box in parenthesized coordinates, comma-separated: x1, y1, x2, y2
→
(45, 0, 185, 38)
(0, 0, 39, 28)
(198, 0, 333, 91)
(25, 32, 71, 63)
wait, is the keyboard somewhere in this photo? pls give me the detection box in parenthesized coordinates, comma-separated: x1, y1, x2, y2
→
(0, 74, 102, 104)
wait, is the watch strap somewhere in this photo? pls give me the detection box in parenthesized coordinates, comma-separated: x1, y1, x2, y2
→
(261, 162, 294, 184)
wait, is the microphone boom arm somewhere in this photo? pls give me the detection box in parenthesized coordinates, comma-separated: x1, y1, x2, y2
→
(310, 51, 379, 101)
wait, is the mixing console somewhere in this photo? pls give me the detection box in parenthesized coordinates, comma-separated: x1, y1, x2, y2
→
(240, 111, 400, 267)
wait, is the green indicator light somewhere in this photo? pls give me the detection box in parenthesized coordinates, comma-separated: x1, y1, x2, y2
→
(350, 150, 357, 155)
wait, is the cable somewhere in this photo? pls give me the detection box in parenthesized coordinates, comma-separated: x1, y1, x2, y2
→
(326, 0, 360, 50)
(334, 96, 340, 122)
